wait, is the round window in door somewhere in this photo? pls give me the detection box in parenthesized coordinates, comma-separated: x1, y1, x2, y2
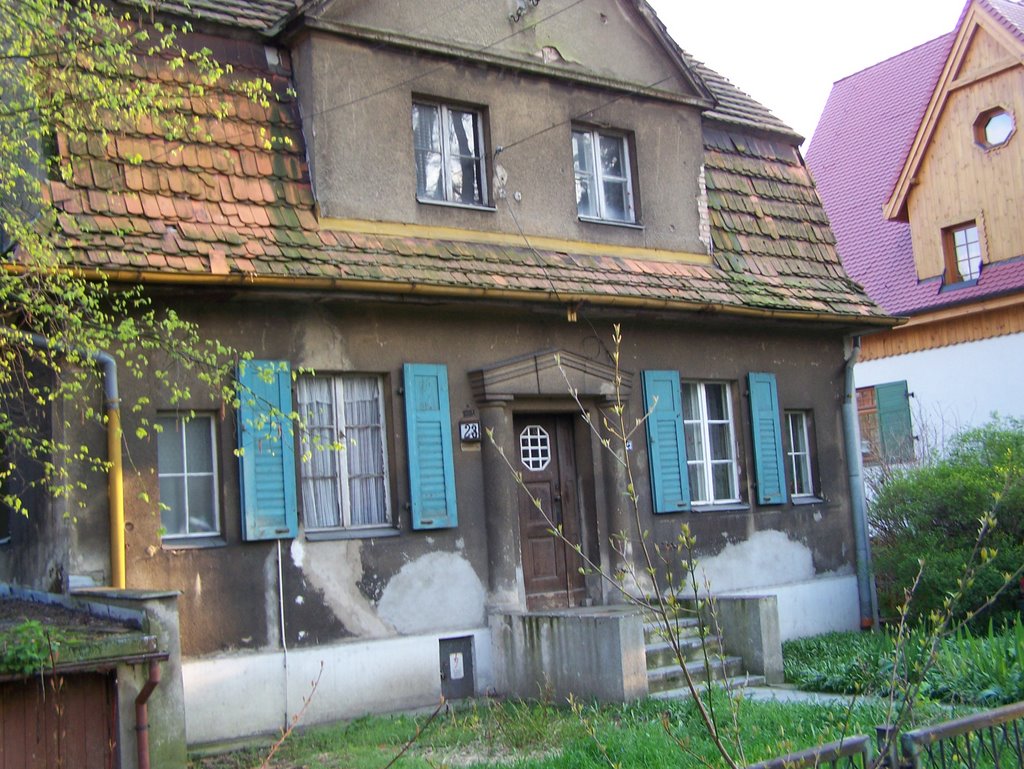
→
(519, 425, 551, 471)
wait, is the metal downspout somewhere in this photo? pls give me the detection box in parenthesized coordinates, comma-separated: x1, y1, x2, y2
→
(135, 659, 162, 769)
(843, 336, 877, 629)
(25, 333, 125, 589)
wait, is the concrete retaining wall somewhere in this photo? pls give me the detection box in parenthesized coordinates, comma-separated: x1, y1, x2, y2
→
(490, 608, 647, 702)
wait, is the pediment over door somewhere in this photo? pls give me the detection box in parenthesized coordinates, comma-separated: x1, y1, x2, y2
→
(469, 349, 632, 403)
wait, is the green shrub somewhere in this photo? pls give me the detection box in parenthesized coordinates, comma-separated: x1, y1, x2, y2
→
(784, 622, 1024, 706)
(869, 417, 1024, 625)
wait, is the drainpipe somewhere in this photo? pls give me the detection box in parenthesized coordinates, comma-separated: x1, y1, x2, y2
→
(843, 336, 877, 629)
(24, 333, 125, 589)
(135, 660, 162, 769)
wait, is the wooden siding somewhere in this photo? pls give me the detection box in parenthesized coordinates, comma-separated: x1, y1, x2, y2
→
(861, 297, 1024, 360)
(906, 25, 1024, 281)
(0, 673, 119, 769)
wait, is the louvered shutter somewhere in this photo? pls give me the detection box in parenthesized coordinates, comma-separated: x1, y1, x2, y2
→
(642, 370, 691, 513)
(404, 363, 458, 529)
(237, 360, 298, 540)
(876, 380, 913, 462)
(748, 372, 787, 505)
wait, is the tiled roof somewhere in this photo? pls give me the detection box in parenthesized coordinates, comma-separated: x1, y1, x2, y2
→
(985, 0, 1024, 40)
(806, 34, 956, 316)
(46, 32, 885, 324)
(124, 0, 301, 34)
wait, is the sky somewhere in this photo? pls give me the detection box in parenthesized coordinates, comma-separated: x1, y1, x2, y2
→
(647, 0, 969, 147)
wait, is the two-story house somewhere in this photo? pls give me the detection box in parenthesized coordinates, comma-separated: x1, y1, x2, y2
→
(808, 0, 1024, 462)
(1, 0, 890, 750)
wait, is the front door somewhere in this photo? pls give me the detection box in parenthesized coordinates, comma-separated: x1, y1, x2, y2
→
(514, 414, 586, 610)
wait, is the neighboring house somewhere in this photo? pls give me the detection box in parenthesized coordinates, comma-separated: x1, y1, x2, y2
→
(807, 0, 1024, 462)
(1, 0, 889, 750)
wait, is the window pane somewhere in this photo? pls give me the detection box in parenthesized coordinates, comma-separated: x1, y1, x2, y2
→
(343, 376, 387, 526)
(448, 154, 482, 205)
(156, 418, 184, 474)
(705, 384, 728, 422)
(297, 377, 342, 529)
(446, 109, 478, 159)
(572, 131, 593, 173)
(712, 463, 735, 500)
(413, 104, 443, 200)
(602, 179, 628, 221)
(708, 423, 732, 461)
(684, 422, 703, 463)
(159, 476, 186, 536)
(185, 419, 214, 473)
(688, 464, 707, 504)
(575, 176, 596, 217)
(187, 476, 216, 533)
(681, 384, 700, 421)
(598, 134, 625, 178)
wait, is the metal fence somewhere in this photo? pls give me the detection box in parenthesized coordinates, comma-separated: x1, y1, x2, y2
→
(745, 701, 1024, 769)
(744, 735, 875, 769)
(901, 701, 1024, 769)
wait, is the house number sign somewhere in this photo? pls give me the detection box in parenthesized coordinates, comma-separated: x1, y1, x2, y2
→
(459, 420, 481, 442)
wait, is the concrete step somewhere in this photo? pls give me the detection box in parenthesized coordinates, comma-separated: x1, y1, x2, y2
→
(648, 673, 768, 701)
(642, 615, 701, 644)
(647, 655, 744, 694)
(644, 635, 723, 669)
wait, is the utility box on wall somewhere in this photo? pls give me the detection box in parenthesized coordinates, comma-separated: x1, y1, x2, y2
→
(439, 636, 475, 701)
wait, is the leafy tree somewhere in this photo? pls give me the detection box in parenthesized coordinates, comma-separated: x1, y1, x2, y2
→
(0, 0, 268, 516)
(870, 417, 1024, 626)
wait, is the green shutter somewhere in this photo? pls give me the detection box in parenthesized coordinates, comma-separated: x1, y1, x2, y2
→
(404, 363, 458, 529)
(237, 360, 298, 540)
(748, 372, 787, 506)
(642, 370, 691, 513)
(877, 380, 913, 462)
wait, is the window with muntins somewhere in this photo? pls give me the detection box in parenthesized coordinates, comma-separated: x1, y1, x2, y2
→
(572, 128, 636, 223)
(785, 411, 814, 497)
(412, 101, 487, 207)
(296, 374, 390, 530)
(944, 222, 982, 282)
(682, 382, 739, 504)
(157, 414, 220, 539)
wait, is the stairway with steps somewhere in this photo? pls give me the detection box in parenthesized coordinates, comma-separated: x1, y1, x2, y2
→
(643, 611, 766, 700)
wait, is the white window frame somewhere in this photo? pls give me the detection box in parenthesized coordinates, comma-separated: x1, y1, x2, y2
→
(950, 223, 982, 282)
(296, 374, 391, 531)
(572, 127, 636, 224)
(785, 410, 815, 498)
(682, 382, 740, 505)
(412, 101, 488, 208)
(156, 414, 220, 539)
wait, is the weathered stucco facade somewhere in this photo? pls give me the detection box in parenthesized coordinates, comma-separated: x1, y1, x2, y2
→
(1, 0, 891, 749)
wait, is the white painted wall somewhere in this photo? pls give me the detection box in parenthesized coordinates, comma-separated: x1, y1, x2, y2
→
(857, 333, 1024, 451)
(183, 628, 493, 746)
(692, 530, 861, 640)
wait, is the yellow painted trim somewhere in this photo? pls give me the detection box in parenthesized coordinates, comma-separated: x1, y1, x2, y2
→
(319, 217, 713, 265)
(107, 407, 126, 590)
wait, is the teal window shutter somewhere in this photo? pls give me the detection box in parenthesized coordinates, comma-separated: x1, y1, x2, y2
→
(748, 372, 787, 505)
(404, 363, 458, 529)
(876, 380, 913, 462)
(236, 360, 298, 540)
(642, 370, 691, 513)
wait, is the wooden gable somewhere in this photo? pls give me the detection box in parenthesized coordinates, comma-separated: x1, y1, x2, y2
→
(884, 0, 1024, 281)
(312, 0, 710, 104)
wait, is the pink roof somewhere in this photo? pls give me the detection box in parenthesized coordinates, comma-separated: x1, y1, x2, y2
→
(806, 34, 955, 316)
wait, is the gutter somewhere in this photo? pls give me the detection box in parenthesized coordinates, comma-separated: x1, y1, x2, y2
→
(842, 336, 878, 629)
(71, 267, 899, 328)
(21, 332, 125, 590)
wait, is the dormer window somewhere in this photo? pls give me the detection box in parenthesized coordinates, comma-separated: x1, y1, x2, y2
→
(943, 222, 982, 283)
(412, 101, 489, 208)
(572, 127, 637, 224)
(973, 108, 1015, 149)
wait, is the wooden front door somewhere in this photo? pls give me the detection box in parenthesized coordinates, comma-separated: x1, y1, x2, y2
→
(514, 414, 586, 610)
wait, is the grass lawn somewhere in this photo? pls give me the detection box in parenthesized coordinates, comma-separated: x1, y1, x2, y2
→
(190, 693, 950, 769)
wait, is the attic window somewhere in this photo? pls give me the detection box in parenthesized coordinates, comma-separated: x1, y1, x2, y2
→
(973, 108, 1014, 149)
(942, 222, 982, 283)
